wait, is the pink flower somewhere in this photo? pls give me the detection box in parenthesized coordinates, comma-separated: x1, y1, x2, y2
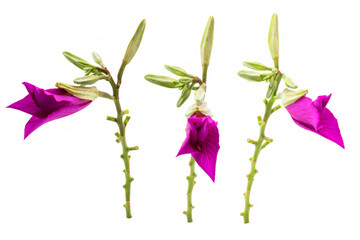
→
(285, 94, 344, 148)
(7, 82, 92, 139)
(177, 112, 220, 182)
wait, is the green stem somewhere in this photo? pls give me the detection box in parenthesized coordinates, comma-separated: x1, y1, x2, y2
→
(241, 73, 282, 223)
(107, 66, 133, 218)
(202, 65, 208, 84)
(183, 156, 196, 222)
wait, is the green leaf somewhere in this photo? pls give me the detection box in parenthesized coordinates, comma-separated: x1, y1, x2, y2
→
(268, 14, 279, 68)
(144, 74, 178, 88)
(177, 84, 192, 107)
(164, 65, 194, 78)
(122, 19, 146, 65)
(200, 16, 214, 69)
(63, 51, 95, 70)
(238, 70, 264, 82)
(243, 61, 272, 71)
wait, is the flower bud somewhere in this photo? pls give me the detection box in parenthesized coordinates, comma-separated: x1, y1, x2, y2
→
(280, 88, 308, 106)
(92, 51, 105, 68)
(268, 14, 279, 68)
(283, 74, 298, 89)
(200, 16, 214, 69)
(179, 77, 193, 84)
(122, 19, 146, 65)
(164, 65, 194, 78)
(177, 84, 192, 107)
(63, 51, 95, 70)
(238, 70, 264, 82)
(144, 74, 179, 88)
(243, 61, 272, 71)
(56, 82, 99, 100)
(194, 84, 206, 102)
(73, 75, 108, 85)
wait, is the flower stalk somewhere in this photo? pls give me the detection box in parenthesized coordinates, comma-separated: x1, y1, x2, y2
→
(101, 65, 135, 218)
(241, 72, 282, 223)
(183, 156, 197, 222)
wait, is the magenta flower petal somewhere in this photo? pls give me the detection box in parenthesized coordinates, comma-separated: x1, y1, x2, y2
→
(7, 82, 92, 139)
(285, 94, 344, 148)
(177, 112, 220, 182)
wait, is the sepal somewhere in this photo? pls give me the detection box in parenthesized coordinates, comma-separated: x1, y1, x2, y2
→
(56, 82, 99, 100)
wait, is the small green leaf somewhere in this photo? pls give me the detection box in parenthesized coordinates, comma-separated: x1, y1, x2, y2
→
(73, 75, 108, 85)
(122, 19, 146, 65)
(238, 70, 264, 82)
(268, 14, 279, 68)
(164, 65, 194, 78)
(283, 74, 298, 89)
(243, 61, 273, 71)
(177, 84, 192, 107)
(63, 51, 95, 70)
(200, 16, 214, 69)
(144, 74, 178, 88)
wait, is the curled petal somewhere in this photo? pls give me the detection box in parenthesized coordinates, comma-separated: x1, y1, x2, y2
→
(177, 113, 220, 182)
(286, 95, 344, 148)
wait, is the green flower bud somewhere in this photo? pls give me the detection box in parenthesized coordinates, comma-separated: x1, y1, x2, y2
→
(92, 51, 105, 68)
(144, 74, 179, 88)
(260, 72, 273, 81)
(238, 70, 264, 82)
(243, 61, 272, 71)
(179, 77, 193, 84)
(280, 88, 308, 106)
(56, 82, 99, 100)
(194, 84, 206, 102)
(200, 16, 214, 69)
(164, 65, 194, 78)
(268, 14, 279, 68)
(177, 84, 192, 107)
(73, 75, 108, 85)
(122, 19, 146, 66)
(63, 51, 95, 70)
(283, 74, 298, 89)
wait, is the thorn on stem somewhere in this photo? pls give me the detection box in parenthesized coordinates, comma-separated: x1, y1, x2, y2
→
(106, 116, 117, 122)
(247, 138, 257, 144)
(124, 116, 131, 127)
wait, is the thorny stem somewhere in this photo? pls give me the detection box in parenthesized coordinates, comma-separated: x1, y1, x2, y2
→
(241, 72, 282, 223)
(103, 66, 134, 218)
(183, 156, 196, 222)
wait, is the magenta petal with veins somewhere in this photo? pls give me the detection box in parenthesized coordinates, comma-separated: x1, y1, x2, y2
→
(7, 82, 91, 139)
(285, 94, 344, 148)
(177, 112, 220, 182)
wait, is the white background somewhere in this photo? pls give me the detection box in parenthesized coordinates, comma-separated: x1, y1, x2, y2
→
(0, 0, 359, 239)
